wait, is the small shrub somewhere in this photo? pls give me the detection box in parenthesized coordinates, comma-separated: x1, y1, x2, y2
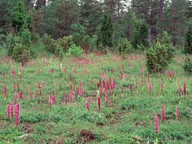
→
(12, 43, 32, 65)
(66, 44, 83, 57)
(145, 32, 174, 73)
(183, 56, 192, 74)
(117, 38, 132, 54)
(57, 35, 73, 52)
(43, 34, 73, 54)
(43, 34, 56, 53)
(145, 42, 174, 73)
(6, 34, 21, 56)
(55, 44, 64, 61)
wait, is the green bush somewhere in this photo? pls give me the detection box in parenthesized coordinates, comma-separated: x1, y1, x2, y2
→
(183, 56, 192, 74)
(12, 43, 32, 65)
(117, 38, 132, 54)
(43, 34, 73, 54)
(6, 34, 21, 56)
(66, 44, 83, 57)
(145, 42, 174, 73)
(43, 34, 57, 53)
(145, 32, 174, 73)
(57, 35, 73, 52)
(55, 44, 64, 61)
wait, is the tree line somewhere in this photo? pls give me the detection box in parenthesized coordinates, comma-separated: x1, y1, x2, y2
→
(1, 0, 192, 52)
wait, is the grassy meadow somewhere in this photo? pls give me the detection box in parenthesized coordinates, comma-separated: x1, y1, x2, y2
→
(0, 48, 191, 144)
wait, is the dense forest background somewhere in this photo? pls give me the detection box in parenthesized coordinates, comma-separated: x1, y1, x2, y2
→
(1, 0, 192, 54)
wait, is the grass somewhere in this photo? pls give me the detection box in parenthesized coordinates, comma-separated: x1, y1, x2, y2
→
(0, 49, 191, 144)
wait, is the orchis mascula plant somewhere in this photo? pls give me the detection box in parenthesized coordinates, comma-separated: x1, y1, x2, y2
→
(129, 84, 133, 93)
(49, 95, 56, 108)
(155, 115, 159, 135)
(15, 103, 20, 126)
(161, 105, 165, 121)
(7, 102, 14, 119)
(70, 91, 75, 102)
(12, 68, 16, 80)
(98, 97, 101, 110)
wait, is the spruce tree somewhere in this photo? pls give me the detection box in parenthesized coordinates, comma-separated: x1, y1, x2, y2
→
(100, 13, 113, 48)
(184, 22, 192, 54)
(12, 1, 26, 32)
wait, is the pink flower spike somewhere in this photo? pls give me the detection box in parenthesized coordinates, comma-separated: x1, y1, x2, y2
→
(176, 106, 179, 119)
(70, 91, 75, 102)
(155, 115, 159, 134)
(51, 68, 54, 73)
(15, 103, 20, 126)
(129, 84, 133, 93)
(99, 87, 102, 95)
(7, 103, 13, 119)
(98, 97, 101, 110)
(49, 95, 54, 108)
(12, 68, 16, 80)
(161, 105, 166, 121)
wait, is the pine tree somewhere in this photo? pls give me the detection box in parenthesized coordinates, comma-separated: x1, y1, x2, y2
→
(184, 22, 192, 54)
(100, 14, 113, 48)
